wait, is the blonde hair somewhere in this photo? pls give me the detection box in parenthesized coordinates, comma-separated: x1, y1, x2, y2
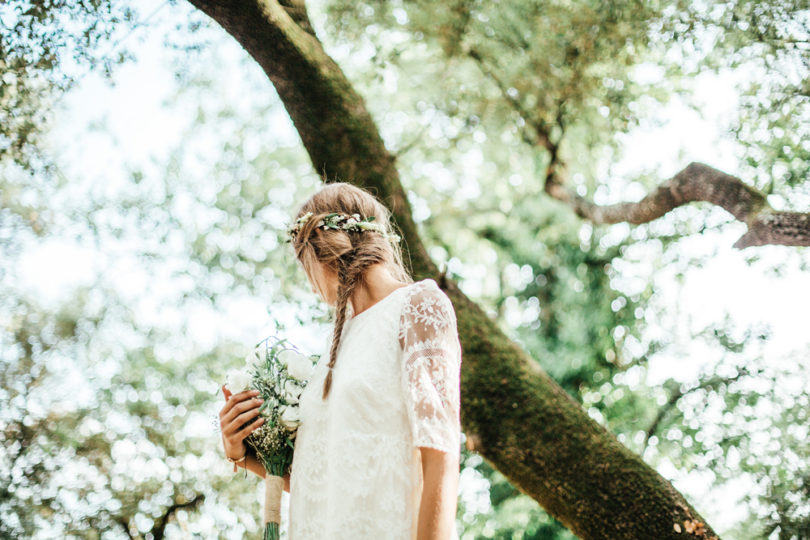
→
(290, 182, 412, 399)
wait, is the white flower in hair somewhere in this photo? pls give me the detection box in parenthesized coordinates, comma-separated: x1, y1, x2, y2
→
(356, 221, 380, 231)
(286, 210, 401, 244)
(285, 211, 314, 242)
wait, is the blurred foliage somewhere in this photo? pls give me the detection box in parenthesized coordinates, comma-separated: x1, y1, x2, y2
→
(1, 0, 809, 539)
(320, 0, 810, 199)
(325, 0, 675, 174)
(0, 11, 324, 534)
(0, 0, 138, 171)
(681, 0, 810, 196)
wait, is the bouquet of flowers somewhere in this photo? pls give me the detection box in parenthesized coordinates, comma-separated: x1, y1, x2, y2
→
(224, 335, 318, 540)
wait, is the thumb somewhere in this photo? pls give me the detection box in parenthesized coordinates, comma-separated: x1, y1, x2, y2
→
(222, 384, 232, 401)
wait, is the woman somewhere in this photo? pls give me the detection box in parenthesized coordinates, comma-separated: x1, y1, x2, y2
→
(219, 182, 462, 539)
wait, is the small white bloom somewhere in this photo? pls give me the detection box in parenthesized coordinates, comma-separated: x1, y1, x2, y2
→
(344, 217, 358, 227)
(356, 221, 380, 231)
(352, 213, 360, 219)
(279, 405, 301, 429)
(278, 349, 314, 381)
(284, 380, 303, 404)
(225, 369, 252, 393)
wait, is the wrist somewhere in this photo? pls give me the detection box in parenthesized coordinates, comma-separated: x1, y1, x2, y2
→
(225, 447, 247, 472)
(226, 450, 246, 462)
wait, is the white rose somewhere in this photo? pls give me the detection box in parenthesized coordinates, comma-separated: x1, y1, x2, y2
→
(279, 405, 301, 429)
(225, 369, 252, 393)
(284, 380, 303, 404)
(245, 349, 263, 371)
(278, 349, 314, 381)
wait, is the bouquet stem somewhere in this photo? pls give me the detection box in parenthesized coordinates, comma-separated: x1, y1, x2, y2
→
(263, 462, 287, 540)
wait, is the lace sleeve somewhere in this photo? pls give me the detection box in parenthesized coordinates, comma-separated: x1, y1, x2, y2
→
(398, 280, 462, 455)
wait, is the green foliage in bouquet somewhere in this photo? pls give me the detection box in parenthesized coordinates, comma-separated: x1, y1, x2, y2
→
(225, 335, 318, 540)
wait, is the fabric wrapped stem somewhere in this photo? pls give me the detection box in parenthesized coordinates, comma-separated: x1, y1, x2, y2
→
(262, 459, 288, 540)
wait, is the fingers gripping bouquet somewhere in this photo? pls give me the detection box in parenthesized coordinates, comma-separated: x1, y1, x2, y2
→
(224, 336, 317, 540)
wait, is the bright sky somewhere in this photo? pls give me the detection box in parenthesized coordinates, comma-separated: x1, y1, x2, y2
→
(12, 0, 810, 537)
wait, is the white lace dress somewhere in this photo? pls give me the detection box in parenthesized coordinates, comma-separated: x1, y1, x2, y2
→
(288, 278, 462, 540)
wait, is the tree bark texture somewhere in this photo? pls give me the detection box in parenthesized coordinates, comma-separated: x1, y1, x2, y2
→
(186, 0, 721, 537)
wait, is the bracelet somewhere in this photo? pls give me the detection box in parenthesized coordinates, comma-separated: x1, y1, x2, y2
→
(226, 451, 247, 472)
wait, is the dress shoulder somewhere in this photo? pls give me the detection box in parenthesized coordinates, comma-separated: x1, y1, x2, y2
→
(397, 278, 461, 455)
(398, 279, 457, 344)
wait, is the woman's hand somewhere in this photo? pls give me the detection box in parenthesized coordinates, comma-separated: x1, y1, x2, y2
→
(219, 385, 265, 461)
(220, 386, 292, 490)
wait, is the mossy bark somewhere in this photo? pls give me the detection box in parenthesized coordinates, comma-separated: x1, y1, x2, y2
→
(186, 0, 720, 537)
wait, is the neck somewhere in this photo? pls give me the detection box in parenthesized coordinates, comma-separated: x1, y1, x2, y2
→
(349, 265, 407, 317)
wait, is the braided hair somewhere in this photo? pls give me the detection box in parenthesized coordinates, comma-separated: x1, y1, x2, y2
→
(289, 182, 412, 399)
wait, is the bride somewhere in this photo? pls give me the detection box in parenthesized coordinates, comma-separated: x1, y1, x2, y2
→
(219, 182, 462, 539)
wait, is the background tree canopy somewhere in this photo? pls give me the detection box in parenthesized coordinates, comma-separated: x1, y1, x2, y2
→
(1, 0, 809, 538)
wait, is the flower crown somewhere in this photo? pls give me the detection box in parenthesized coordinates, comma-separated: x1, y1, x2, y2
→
(285, 211, 402, 244)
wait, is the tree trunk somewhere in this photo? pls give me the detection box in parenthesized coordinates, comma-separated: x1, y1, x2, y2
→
(186, 0, 720, 537)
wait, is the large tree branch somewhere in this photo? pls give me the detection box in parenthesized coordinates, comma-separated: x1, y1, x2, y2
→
(465, 48, 809, 251)
(545, 162, 810, 249)
(185, 1, 719, 537)
(276, 0, 316, 37)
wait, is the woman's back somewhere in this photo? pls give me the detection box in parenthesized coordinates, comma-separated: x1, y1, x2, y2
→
(288, 278, 461, 540)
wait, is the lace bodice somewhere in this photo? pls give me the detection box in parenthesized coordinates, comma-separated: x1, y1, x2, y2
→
(287, 278, 462, 540)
